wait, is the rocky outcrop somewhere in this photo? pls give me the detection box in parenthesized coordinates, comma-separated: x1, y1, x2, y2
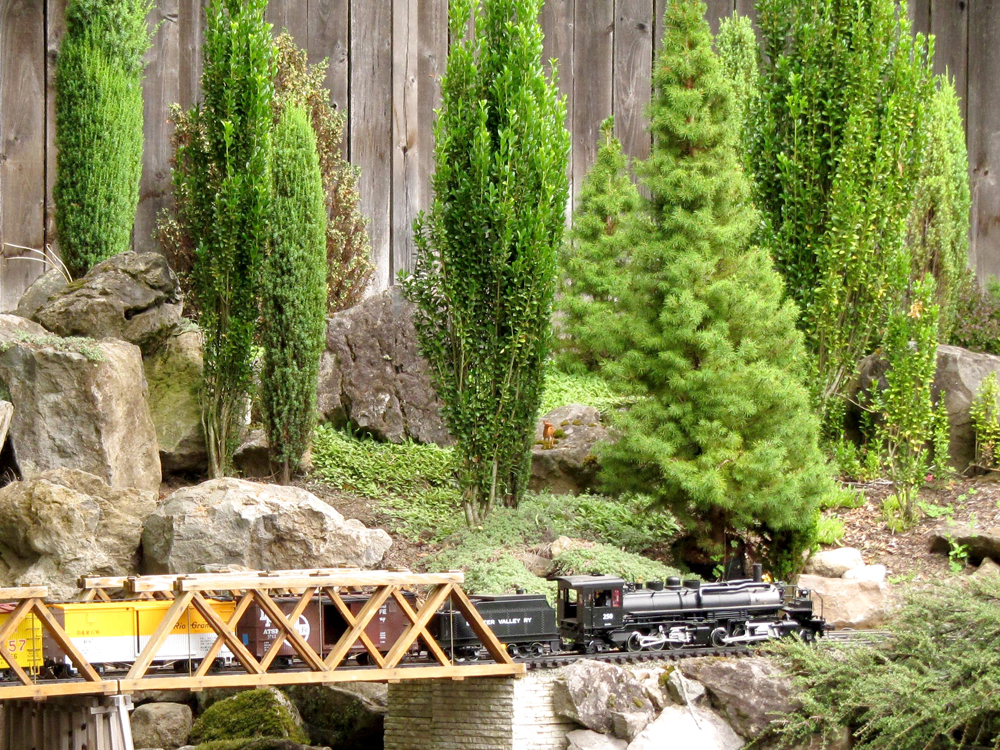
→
(142, 479, 392, 574)
(797, 574, 889, 629)
(973, 557, 1000, 578)
(530, 405, 609, 495)
(32, 252, 183, 353)
(567, 729, 627, 750)
(284, 683, 386, 749)
(0, 337, 161, 491)
(234, 429, 271, 479)
(317, 287, 450, 445)
(0, 469, 155, 600)
(0, 313, 48, 340)
(143, 329, 206, 474)
(131, 702, 193, 750)
(14, 269, 67, 321)
(679, 657, 799, 739)
(553, 660, 655, 736)
(627, 704, 744, 750)
(930, 523, 1000, 566)
(803, 548, 865, 578)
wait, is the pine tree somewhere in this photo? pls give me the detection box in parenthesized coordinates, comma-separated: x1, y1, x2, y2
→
(561, 0, 834, 574)
(54, 0, 151, 277)
(403, 0, 570, 524)
(261, 105, 328, 484)
(716, 13, 758, 178)
(182, 0, 275, 477)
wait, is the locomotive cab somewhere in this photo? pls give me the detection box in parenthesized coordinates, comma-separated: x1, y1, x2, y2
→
(555, 575, 625, 650)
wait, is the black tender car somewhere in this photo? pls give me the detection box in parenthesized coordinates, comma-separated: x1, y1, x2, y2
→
(433, 593, 560, 659)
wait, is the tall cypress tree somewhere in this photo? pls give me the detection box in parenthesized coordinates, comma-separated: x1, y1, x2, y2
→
(403, 0, 570, 524)
(560, 0, 834, 574)
(261, 105, 328, 484)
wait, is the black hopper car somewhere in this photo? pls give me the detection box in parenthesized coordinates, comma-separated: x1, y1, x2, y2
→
(434, 565, 827, 658)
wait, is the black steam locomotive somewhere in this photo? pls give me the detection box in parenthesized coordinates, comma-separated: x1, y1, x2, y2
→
(435, 565, 827, 658)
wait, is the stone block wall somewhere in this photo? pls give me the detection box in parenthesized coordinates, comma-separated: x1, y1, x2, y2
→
(385, 671, 579, 750)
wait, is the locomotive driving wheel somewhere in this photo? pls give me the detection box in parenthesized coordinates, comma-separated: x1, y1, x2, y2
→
(710, 626, 729, 648)
(626, 632, 644, 652)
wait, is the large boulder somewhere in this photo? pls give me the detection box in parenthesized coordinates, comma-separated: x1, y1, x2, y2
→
(679, 657, 799, 739)
(317, 287, 450, 445)
(142, 479, 392, 574)
(0, 469, 155, 600)
(930, 523, 1000, 566)
(131, 702, 193, 750)
(0, 337, 161, 491)
(803, 548, 865, 578)
(187, 688, 308, 745)
(143, 328, 206, 474)
(626, 704, 744, 750)
(553, 660, 655, 735)
(530, 404, 609, 495)
(33, 252, 182, 352)
(14, 268, 67, 321)
(283, 684, 386, 749)
(797, 574, 889, 629)
(0, 313, 48, 340)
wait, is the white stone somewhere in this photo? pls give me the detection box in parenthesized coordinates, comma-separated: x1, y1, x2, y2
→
(131, 702, 192, 750)
(553, 660, 655, 735)
(803, 548, 865, 577)
(568, 729, 628, 750)
(797, 574, 889, 629)
(843, 564, 887, 584)
(611, 711, 654, 742)
(666, 669, 707, 706)
(627, 704, 743, 750)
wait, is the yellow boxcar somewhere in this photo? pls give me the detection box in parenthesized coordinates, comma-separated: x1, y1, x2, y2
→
(0, 605, 44, 672)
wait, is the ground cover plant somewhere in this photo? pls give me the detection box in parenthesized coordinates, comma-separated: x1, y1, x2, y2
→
(558, 0, 835, 576)
(403, 0, 570, 524)
(753, 0, 933, 431)
(54, 0, 152, 277)
(766, 575, 1000, 749)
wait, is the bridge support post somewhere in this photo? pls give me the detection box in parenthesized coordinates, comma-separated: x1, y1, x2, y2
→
(1, 694, 134, 750)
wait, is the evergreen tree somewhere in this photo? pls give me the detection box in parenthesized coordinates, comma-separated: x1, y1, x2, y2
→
(180, 0, 275, 477)
(54, 0, 151, 277)
(753, 0, 934, 430)
(403, 0, 570, 524)
(907, 76, 971, 340)
(561, 0, 834, 574)
(716, 13, 758, 178)
(261, 105, 328, 484)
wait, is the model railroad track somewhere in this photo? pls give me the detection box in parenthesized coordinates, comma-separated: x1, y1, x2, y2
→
(519, 629, 893, 671)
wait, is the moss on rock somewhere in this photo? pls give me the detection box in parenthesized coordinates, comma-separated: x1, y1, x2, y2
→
(188, 688, 308, 745)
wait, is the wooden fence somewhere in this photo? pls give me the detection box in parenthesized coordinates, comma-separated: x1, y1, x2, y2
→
(0, 0, 996, 310)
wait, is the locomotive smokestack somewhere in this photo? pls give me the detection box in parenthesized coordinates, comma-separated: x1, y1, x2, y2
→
(752, 563, 763, 583)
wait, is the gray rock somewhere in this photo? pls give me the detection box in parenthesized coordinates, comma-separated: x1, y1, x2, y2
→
(679, 657, 799, 740)
(797, 574, 888, 630)
(553, 660, 655, 735)
(144, 329, 206, 474)
(665, 669, 707, 707)
(567, 729, 627, 750)
(34, 252, 182, 353)
(631, 668, 670, 710)
(283, 684, 385, 749)
(930, 523, 1000, 565)
(317, 287, 450, 445)
(530, 404, 609, 495)
(234, 428, 271, 479)
(0, 337, 162, 491)
(611, 711, 653, 742)
(14, 269, 67, 321)
(0, 469, 155, 601)
(131, 702, 192, 750)
(973, 557, 1000, 578)
(843, 564, 887, 584)
(803, 548, 865, 578)
(142, 478, 392, 574)
(626, 704, 743, 750)
(0, 313, 49, 341)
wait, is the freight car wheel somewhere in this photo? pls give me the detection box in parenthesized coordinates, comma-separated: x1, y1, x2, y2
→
(529, 643, 546, 657)
(506, 644, 522, 659)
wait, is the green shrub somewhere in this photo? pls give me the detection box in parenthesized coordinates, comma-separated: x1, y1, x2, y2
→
(814, 515, 846, 546)
(54, 27, 148, 277)
(552, 544, 681, 583)
(971, 372, 1000, 471)
(64, 0, 152, 75)
(907, 76, 971, 340)
(261, 105, 328, 482)
(715, 13, 759, 177)
(188, 688, 308, 744)
(767, 577, 1000, 749)
(181, 0, 275, 477)
(539, 364, 629, 415)
(561, 0, 835, 576)
(950, 272, 1000, 355)
(402, 0, 570, 523)
(753, 0, 933, 430)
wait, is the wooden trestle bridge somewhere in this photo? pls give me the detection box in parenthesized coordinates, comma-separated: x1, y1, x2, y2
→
(0, 568, 523, 699)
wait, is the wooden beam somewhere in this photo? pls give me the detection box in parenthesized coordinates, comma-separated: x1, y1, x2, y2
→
(250, 591, 327, 673)
(140, 571, 464, 593)
(256, 588, 318, 671)
(382, 584, 453, 669)
(325, 588, 386, 668)
(125, 590, 194, 680)
(189, 593, 264, 675)
(390, 589, 450, 667)
(325, 586, 396, 669)
(28, 600, 103, 683)
(447, 586, 516, 666)
(194, 591, 256, 678)
(0, 680, 118, 701)
(0, 587, 49, 600)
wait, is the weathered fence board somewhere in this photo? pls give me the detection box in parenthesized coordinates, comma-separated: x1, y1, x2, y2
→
(0, 0, 998, 307)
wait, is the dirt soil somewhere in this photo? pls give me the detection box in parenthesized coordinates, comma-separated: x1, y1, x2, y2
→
(828, 473, 1000, 582)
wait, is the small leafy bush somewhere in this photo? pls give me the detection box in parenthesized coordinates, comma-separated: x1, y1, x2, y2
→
(552, 544, 681, 583)
(950, 272, 1000, 355)
(766, 576, 1000, 749)
(971, 372, 1000, 470)
(814, 515, 846, 546)
(188, 688, 309, 744)
(539, 364, 628, 415)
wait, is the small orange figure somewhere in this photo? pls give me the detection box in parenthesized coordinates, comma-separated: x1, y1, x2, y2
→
(542, 420, 555, 449)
